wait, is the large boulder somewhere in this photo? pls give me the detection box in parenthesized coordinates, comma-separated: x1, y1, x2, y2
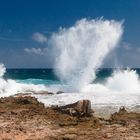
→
(56, 99, 93, 117)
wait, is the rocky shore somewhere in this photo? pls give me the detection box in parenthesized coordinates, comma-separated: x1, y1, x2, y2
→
(0, 96, 139, 140)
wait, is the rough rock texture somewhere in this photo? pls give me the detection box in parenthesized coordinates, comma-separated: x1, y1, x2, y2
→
(0, 96, 140, 140)
(33, 91, 54, 95)
(14, 91, 54, 97)
(56, 91, 64, 94)
(56, 99, 93, 117)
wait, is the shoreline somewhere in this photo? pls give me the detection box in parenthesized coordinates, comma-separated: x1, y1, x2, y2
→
(15, 91, 140, 119)
(0, 95, 139, 140)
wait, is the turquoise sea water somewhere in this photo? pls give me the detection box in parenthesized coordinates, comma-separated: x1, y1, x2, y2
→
(4, 69, 58, 85)
(1, 68, 140, 108)
(4, 68, 140, 85)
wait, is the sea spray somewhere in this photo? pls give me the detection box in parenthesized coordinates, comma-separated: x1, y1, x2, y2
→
(105, 69, 140, 93)
(36, 69, 140, 107)
(81, 69, 140, 94)
(0, 18, 140, 106)
(52, 18, 123, 91)
(0, 63, 6, 77)
(0, 64, 48, 96)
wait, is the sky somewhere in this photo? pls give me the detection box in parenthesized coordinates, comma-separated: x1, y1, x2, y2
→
(0, 0, 140, 68)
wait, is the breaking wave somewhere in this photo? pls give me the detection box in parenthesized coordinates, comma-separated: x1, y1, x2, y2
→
(52, 18, 123, 91)
(0, 18, 140, 106)
(0, 64, 48, 97)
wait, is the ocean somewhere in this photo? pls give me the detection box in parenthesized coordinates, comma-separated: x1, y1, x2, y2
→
(0, 19, 140, 111)
(4, 68, 114, 84)
(4, 68, 140, 85)
(4, 69, 59, 85)
(1, 67, 140, 115)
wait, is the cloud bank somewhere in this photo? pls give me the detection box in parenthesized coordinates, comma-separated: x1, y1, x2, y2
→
(24, 48, 45, 55)
(32, 32, 47, 43)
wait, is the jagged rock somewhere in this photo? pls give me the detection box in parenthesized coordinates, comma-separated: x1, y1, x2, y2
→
(56, 99, 93, 117)
(33, 91, 54, 95)
(118, 106, 127, 114)
(14, 96, 39, 105)
(14, 92, 32, 97)
(0, 96, 140, 139)
(14, 91, 54, 97)
(0, 96, 44, 110)
(56, 91, 64, 94)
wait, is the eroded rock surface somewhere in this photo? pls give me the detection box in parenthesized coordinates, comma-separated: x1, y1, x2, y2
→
(0, 96, 139, 140)
(55, 99, 93, 117)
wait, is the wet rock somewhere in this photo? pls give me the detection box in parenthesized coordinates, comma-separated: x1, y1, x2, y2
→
(14, 92, 32, 97)
(56, 100, 93, 117)
(33, 91, 54, 95)
(56, 91, 64, 94)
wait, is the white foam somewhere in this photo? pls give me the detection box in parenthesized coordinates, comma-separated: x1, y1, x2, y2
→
(52, 18, 123, 91)
(106, 69, 140, 93)
(0, 64, 49, 97)
(0, 19, 140, 108)
(81, 69, 140, 93)
(0, 65, 140, 107)
(36, 69, 140, 107)
(0, 63, 6, 77)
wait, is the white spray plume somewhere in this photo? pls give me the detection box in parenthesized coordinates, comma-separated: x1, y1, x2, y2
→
(51, 18, 123, 91)
(0, 64, 6, 77)
(106, 69, 140, 92)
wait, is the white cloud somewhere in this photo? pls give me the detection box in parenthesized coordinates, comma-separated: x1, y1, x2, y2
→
(122, 42, 132, 50)
(25, 33, 48, 55)
(24, 48, 44, 55)
(32, 32, 47, 43)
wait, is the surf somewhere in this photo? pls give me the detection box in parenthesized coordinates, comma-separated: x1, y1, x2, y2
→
(52, 18, 123, 91)
(0, 18, 140, 107)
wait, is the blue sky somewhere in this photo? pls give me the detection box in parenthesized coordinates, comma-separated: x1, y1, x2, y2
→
(0, 0, 140, 68)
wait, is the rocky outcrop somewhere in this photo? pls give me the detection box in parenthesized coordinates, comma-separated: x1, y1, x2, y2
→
(14, 91, 54, 97)
(56, 91, 64, 94)
(33, 91, 54, 95)
(110, 107, 140, 125)
(56, 99, 93, 117)
(0, 96, 140, 140)
(0, 96, 45, 111)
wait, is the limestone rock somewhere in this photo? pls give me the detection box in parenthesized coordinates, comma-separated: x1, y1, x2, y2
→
(33, 91, 54, 95)
(57, 99, 93, 117)
(56, 91, 64, 94)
